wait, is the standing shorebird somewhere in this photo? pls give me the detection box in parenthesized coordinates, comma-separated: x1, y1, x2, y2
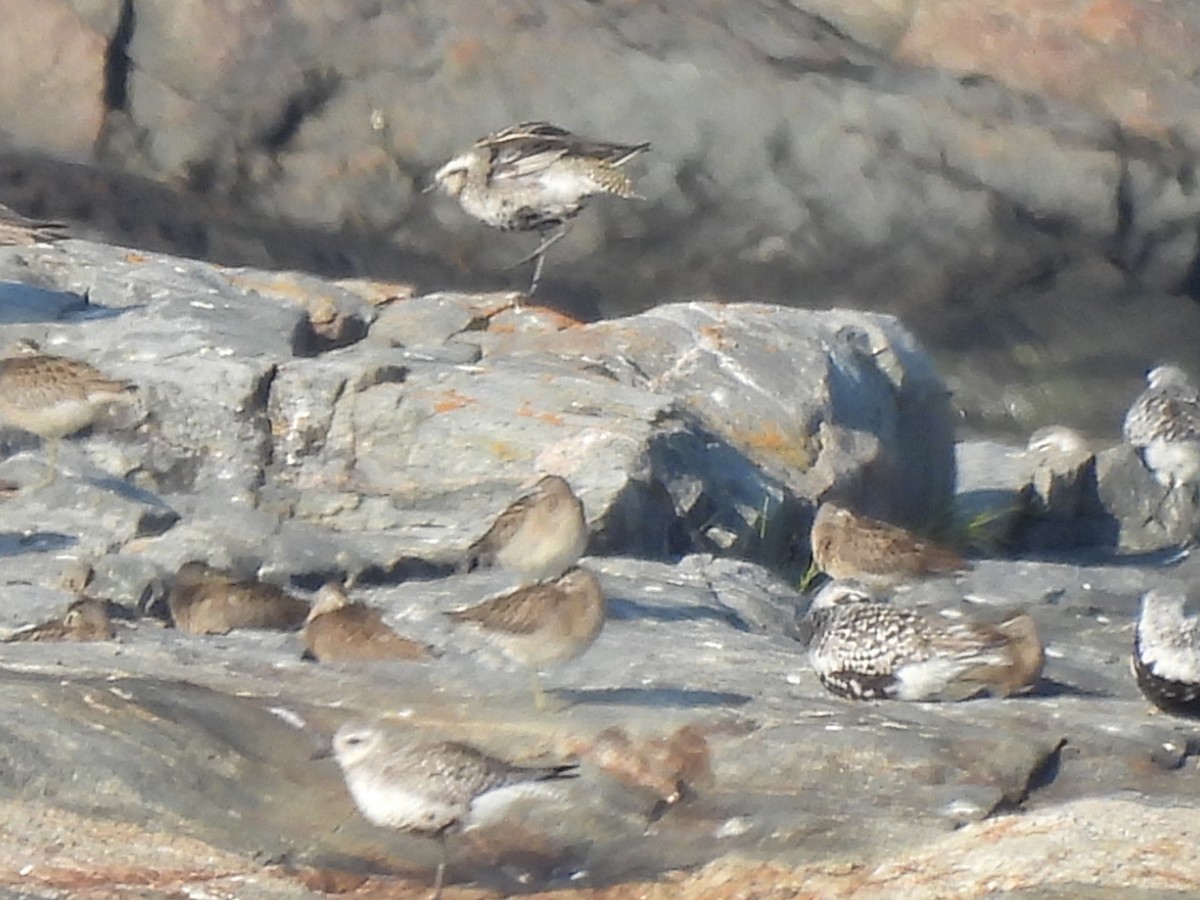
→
(431, 121, 650, 294)
(447, 566, 606, 709)
(1123, 365, 1200, 505)
(0, 345, 137, 487)
(0, 203, 67, 246)
(810, 503, 967, 588)
(325, 721, 578, 899)
(1132, 589, 1200, 717)
(303, 582, 431, 663)
(805, 582, 1044, 701)
(459, 475, 588, 584)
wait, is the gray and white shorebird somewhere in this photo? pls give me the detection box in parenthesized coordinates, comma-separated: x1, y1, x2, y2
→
(0, 345, 137, 486)
(1132, 589, 1200, 717)
(805, 582, 1044, 701)
(325, 721, 578, 898)
(810, 503, 967, 588)
(166, 561, 310, 635)
(0, 203, 67, 246)
(459, 475, 588, 584)
(447, 566, 606, 709)
(303, 582, 431, 663)
(431, 121, 650, 294)
(1123, 365, 1200, 503)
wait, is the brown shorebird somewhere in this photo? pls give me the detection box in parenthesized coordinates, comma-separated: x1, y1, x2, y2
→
(0, 345, 137, 486)
(810, 503, 967, 588)
(324, 721, 577, 899)
(805, 582, 1044, 701)
(431, 121, 650, 294)
(447, 566, 605, 710)
(459, 475, 588, 585)
(3, 598, 114, 643)
(0, 203, 67, 246)
(1132, 589, 1200, 717)
(303, 582, 431, 663)
(566, 724, 713, 821)
(167, 561, 310, 635)
(1123, 365, 1200, 505)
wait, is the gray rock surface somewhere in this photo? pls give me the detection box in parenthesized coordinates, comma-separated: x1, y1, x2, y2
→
(0, 239, 954, 586)
(966, 434, 1200, 554)
(0, 238, 1198, 897)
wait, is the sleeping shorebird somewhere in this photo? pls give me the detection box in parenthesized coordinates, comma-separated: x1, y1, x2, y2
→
(1132, 589, 1200, 717)
(323, 721, 577, 899)
(166, 561, 310, 635)
(805, 582, 1044, 701)
(0, 203, 67, 246)
(431, 121, 649, 294)
(303, 582, 431, 663)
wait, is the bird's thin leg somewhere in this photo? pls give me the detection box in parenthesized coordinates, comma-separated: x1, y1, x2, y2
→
(508, 226, 568, 295)
(532, 671, 546, 711)
(29, 438, 61, 490)
(430, 833, 447, 900)
(528, 249, 547, 297)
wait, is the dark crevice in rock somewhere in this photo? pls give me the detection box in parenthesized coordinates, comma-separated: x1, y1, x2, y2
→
(293, 313, 370, 357)
(995, 737, 1067, 815)
(103, 0, 136, 112)
(260, 70, 342, 153)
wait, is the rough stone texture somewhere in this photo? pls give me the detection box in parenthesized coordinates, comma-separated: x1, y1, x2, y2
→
(978, 434, 1200, 554)
(2, 2, 1200, 435)
(0, 240, 953, 585)
(0, 238, 1198, 897)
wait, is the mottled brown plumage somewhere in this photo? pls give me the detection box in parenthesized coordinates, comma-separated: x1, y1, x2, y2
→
(810, 503, 967, 588)
(566, 724, 714, 817)
(448, 566, 605, 709)
(3, 598, 114, 643)
(0, 349, 136, 484)
(432, 121, 649, 293)
(167, 561, 309, 635)
(460, 475, 588, 584)
(0, 203, 67, 246)
(303, 583, 431, 662)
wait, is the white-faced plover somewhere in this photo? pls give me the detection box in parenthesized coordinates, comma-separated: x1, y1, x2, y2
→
(459, 475, 588, 584)
(0, 345, 137, 486)
(810, 503, 967, 588)
(1123, 365, 1200, 503)
(431, 121, 649, 294)
(166, 561, 310, 635)
(303, 582, 431, 662)
(1132, 588, 1200, 717)
(326, 721, 577, 898)
(805, 582, 1044, 701)
(447, 566, 605, 709)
